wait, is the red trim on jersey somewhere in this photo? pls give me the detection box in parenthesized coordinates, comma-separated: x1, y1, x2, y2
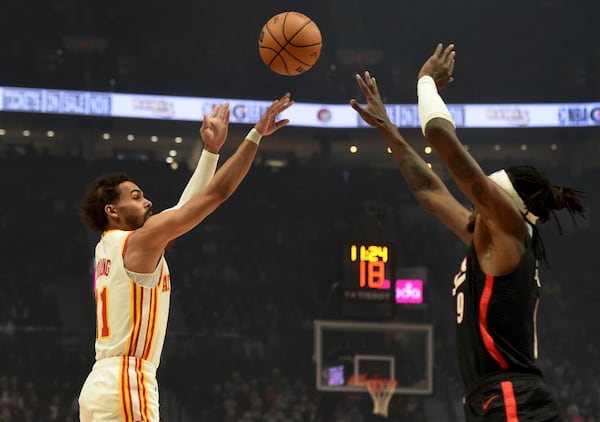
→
(479, 274, 509, 369)
(142, 287, 158, 359)
(126, 285, 142, 355)
(135, 287, 145, 351)
(142, 268, 161, 359)
(121, 231, 135, 258)
(501, 381, 519, 421)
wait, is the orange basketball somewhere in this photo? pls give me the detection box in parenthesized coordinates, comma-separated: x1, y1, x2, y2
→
(258, 11, 322, 76)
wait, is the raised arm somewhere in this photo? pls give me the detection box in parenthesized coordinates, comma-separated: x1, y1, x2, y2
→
(417, 44, 527, 273)
(169, 103, 229, 210)
(350, 71, 472, 244)
(124, 93, 294, 273)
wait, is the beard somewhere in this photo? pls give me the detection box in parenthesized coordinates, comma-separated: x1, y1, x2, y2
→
(124, 210, 151, 230)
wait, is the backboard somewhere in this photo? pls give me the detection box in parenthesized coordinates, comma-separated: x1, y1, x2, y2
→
(314, 319, 433, 394)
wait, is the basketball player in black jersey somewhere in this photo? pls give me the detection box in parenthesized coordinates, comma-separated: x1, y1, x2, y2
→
(350, 44, 586, 421)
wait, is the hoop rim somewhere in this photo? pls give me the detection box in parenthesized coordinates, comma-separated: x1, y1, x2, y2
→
(365, 378, 397, 391)
(365, 379, 397, 385)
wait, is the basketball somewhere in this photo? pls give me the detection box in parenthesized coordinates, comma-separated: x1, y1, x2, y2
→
(258, 11, 322, 76)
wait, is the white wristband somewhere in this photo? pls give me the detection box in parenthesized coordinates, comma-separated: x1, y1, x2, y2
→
(245, 128, 262, 145)
(417, 75, 455, 135)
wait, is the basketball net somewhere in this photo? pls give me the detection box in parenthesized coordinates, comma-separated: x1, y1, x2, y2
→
(366, 379, 397, 418)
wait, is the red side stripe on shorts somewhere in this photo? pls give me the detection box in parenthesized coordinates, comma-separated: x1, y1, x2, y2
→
(479, 274, 509, 369)
(120, 357, 128, 419)
(501, 381, 519, 421)
(120, 357, 134, 421)
(136, 358, 150, 421)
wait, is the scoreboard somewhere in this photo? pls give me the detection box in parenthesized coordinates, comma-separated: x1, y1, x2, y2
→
(341, 243, 394, 319)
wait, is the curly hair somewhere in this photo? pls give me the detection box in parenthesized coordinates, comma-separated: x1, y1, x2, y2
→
(80, 172, 132, 232)
(506, 165, 586, 264)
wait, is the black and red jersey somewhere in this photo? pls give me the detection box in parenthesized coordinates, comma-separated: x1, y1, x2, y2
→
(452, 234, 542, 393)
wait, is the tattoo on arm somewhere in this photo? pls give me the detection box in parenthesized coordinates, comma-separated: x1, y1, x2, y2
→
(404, 157, 435, 193)
(447, 152, 490, 207)
(447, 153, 476, 182)
(471, 183, 490, 207)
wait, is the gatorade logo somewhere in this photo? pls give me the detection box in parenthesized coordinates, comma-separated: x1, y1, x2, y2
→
(591, 107, 600, 124)
(395, 280, 423, 304)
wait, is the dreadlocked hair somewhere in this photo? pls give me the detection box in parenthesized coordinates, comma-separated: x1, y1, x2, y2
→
(505, 165, 586, 265)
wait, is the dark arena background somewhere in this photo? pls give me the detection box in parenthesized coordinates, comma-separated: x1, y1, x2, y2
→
(0, 1, 599, 421)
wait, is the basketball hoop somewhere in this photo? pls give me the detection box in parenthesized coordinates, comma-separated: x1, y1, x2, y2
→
(366, 379, 397, 418)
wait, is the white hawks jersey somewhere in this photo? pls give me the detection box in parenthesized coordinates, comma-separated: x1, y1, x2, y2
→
(93, 229, 171, 368)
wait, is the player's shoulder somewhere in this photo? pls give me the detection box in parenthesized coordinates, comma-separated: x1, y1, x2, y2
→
(100, 229, 134, 246)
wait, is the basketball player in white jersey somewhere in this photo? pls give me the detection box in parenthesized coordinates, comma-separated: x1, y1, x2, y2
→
(78, 93, 294, 421)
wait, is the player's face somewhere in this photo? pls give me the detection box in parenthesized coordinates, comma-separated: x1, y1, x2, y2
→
(113, 181, 153, 230)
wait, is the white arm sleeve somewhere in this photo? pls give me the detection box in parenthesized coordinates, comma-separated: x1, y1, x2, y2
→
(417, 75, 455, 135)
(164, 149, 219, 212)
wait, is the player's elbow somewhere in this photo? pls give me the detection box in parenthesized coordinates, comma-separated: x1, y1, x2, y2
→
(424, 118, 455, 140)
(209, 184, 237, 207)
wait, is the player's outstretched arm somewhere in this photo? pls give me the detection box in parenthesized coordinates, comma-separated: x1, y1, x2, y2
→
(417, 44, 524, 240)
(125, 93, 294, 273)
(168, 103, 230, 211)
(351, 71, 471, 243)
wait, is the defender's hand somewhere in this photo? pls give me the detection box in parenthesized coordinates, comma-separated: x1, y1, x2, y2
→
(418, 43, 456, 90)
(350, 71, 392, 129)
